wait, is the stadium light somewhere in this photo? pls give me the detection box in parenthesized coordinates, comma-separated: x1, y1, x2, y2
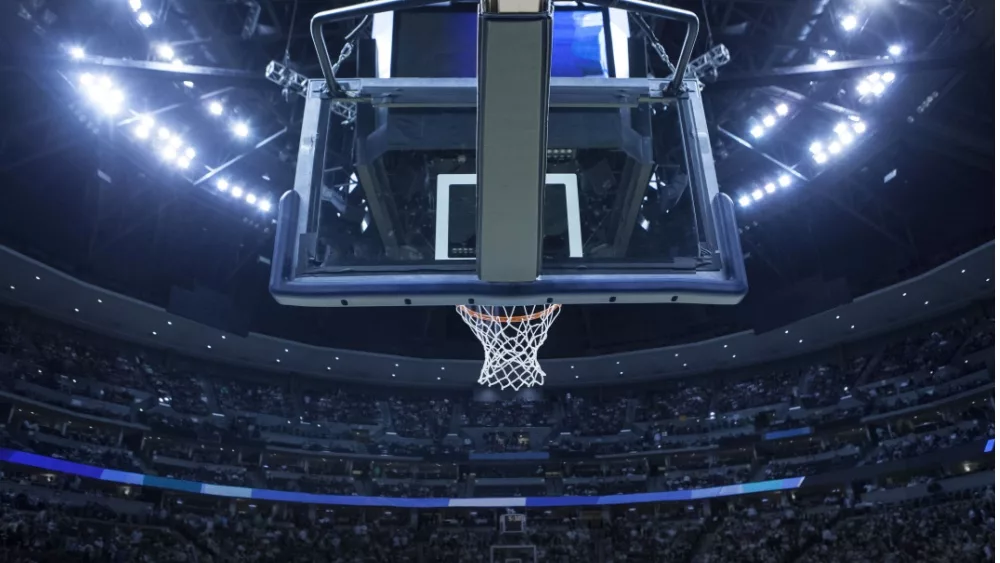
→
(184, 147, 196, 159)
(813, 152, 828, 164)
(815, 57, 830, 67)
(762, 114, 776, 128)
(157, 127, 171, 140)
(751, 189, 763, 201)
(737, 195, 751, 207)
(216, 179, 229, 192)
(137, 11, 153, 27)
(763, 182, 776, 194)
(852, 121, 867, 134)
(176, 156, 191, 169)
(134, 125, 150, 139)
(155, 44, 174, 60)
(161, 146, 177, 161)
(828, 142, 842, 155)
(258, 200, 273, 213)
(750, 125, 765, 138)
(808, 141, 823, 154)
(775, 103, 789, 116)
(777, 174, 791, 188)
(840, 14, 858, 31)
(871, 81, 886, 95)
(856, 80, 872, 95)
(129, 0, 142, 11)
(208, 101, 224, 116)
(232, 121, 250, 139)
(887, 44, 903, 56)
(881, 72, 896, 83)
(69, 46, 85, 59)
(245, 193, 258, 205)
(230, 186, 244, 198)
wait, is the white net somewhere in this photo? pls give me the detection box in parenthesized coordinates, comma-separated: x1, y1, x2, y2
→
(456, 304, 561, 391)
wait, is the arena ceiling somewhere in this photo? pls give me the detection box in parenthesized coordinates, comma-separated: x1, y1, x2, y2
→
(0, 0, 994, 360)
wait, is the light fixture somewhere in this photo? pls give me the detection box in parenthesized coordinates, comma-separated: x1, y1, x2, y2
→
(775, 103, 789, 116)
(764, 183, 776, 194)
(881, 72, 896, 83)
(837, 131, 854, 145)
(176, 156, 191, 169)
(208, 101, 224, 116)
(682, 363, 687, 367)
(156, 44, 174, 60)
(813, 152, 828, 164)
(167, 321, 172, 325)
(97, 299, 102, 304)
(751, 189, 763, 201)
(129, 0, 142, 11)
(206, 345, 212, 349)
(887, 44, 903, 57)
(216, 179, 229, 192)
(69, 46, 85, 59)
(750, 125, 765, 139)
(809, 141, 824, 154)
(258, 200, 273, 213)
(828, 142, 842, 155)
(157, 127, 171, 140)
(816, 57, 830, 67)
(134, 125, 150, 139)
(762, 114, 776, 128)
(137, 11, 153, 27)
(738, 195, 751, 207)
(902, 292, 907, 297)
(784, 330, 789, 334)
(850, 325, 855, 330)
(924, 301, 929, 305)
(723, 344, 728, 349)
(221, 335, 226, 340)
(232, 122, 250, 138)
(151, 331, 157, 336)
(798, 339, 803, 344)
(245, 193, 258, 205)
(856, 81, 872, 95)
(852, 121, 867, 134)
(182, 81, 194, 88)
(184, 147, 196, 159)
(230, 186, 244, 198)
(74, 308, 79, 313)
(871, 82, 886, 95)
(777, 175, 791, 188)
(161, 146, 178, 161)
(840, 14, 858, 31)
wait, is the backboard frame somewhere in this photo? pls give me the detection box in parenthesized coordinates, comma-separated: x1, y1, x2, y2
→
(270, 0, 746, 308)
(269, 78, 746, 307)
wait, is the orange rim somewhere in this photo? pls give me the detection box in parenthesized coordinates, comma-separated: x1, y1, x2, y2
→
(457, 304, 561, 323)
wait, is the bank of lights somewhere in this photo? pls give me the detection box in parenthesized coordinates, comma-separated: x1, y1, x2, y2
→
(215, 179, 272, 213)
(749, 103, 792, 139)
(811, 119, 867, 165)
(856, 72, 895, 99)
(737, 174, 793, 208)
(78, 74, 126, 116)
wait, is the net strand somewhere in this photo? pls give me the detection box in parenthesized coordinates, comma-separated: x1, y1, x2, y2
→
(456, 305, 560, 391)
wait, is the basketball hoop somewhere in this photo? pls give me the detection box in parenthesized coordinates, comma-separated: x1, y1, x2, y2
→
(456, 304, 561, 391)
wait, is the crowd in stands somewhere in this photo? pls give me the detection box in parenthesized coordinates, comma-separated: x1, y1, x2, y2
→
(388, 396, 452, 439)
(466, 400, 550, 427)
